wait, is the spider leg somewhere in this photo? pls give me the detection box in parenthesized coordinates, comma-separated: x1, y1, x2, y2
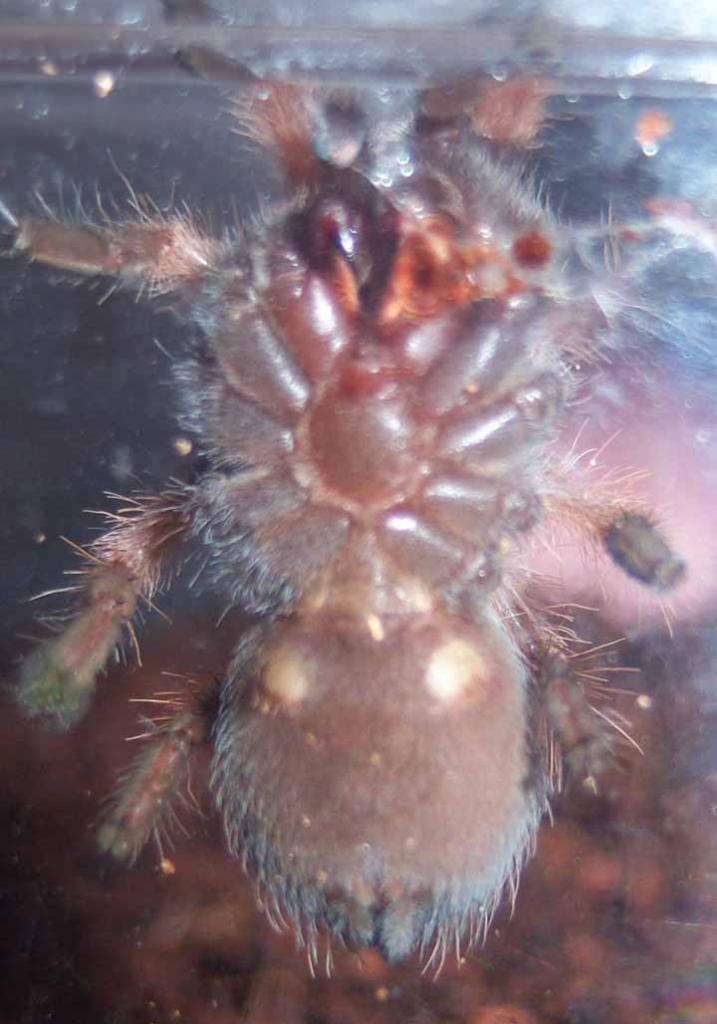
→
(419, 74, 555, 146)
(16, 490, 192, 730)
(175, 43, 259, 83)
(0, 199, 228, 292)
(241, 965, 308, 1022)
(547, 495, 686, 592)
(98, 697, 208, 862)
(539, 648, 615, 785)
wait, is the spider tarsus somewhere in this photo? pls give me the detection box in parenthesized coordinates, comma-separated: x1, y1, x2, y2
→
(242, 965, 309, 1023)
(16, 645, 94, 730)
(549, 496, 686, 592)
(17, 493, 192, 728)
(98, 708, 205, 862)
(15, 566, 138, 729)
(419, 74, 553, 147)
(468, 76, 554, 146)
(603, 511, 686, 591)
(540, 650, 615, 782)
(96, 818, 136, 861)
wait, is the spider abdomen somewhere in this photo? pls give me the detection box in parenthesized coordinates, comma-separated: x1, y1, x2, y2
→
(215, 601, 539, 960)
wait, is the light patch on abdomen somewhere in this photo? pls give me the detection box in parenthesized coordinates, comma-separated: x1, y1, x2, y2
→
(425, 637, 489, 705)
(264, 641, 310, 706)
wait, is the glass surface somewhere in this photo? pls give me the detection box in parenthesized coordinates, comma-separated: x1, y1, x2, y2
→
(0, 6, 715, 1023)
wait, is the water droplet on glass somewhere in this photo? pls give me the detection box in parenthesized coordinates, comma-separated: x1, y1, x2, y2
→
(371, 171, 394, 188)
(628, 54, 655, 77)
(120, 4, 144, 25)
(29, 99, 49, 120)
(93, 71, 116, 99)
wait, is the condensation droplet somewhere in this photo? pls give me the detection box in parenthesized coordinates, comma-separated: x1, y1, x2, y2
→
(173, 436, 193, 456)
(93, 71, 116, 99)
(371, 171, 394, 188)
(119, 5, 144, 25)
(29, 99, 49, 120)
(628, 54, 655, 77)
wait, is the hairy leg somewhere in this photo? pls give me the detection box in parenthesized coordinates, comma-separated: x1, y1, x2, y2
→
(545, 494, 686, 592)
(98, 695, 208, 862)
(16, 490, 192, 729)
(0, 197, 228, 293)
(539, 648, 618, 786)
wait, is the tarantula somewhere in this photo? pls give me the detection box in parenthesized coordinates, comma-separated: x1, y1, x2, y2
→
(6, 68, 686, 968)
